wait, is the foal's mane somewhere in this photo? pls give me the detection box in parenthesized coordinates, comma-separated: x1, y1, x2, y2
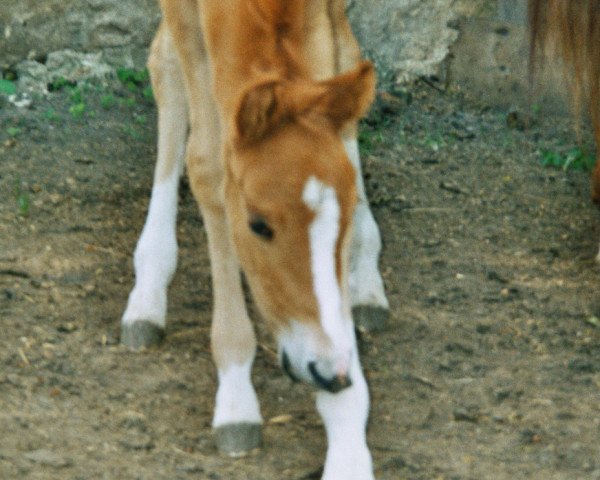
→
(242, 0, 310, 79)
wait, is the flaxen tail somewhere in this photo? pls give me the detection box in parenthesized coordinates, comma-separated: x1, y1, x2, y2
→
(529, 0, 600, 201)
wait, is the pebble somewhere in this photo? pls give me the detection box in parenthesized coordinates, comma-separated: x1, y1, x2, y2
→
(23, 449, 71, 468)
(8, 93, 33, 109)
(176, 462, 205, 474)
(476, 323, 492, 334)
(57, 322, 78, 333)
(568, 358, 597, 374)
(119, 411, 148, 432)
(453, 406, 480, 423)
(5, 374, 23, 387)
(118, 434, 155, 451)
(506, 109, 534, 131)
(439, 180, 468, 195)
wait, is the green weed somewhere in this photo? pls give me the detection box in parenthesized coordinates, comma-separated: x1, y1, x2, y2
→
(0, 79, 16, 95)
(13, 179, 30, 217)
(48, 76, 77, 92)
(116, 68, 153, 105)
(358, 128, 385, 156)
(100, 94, 117, 109)
(117, 68, 150, 91)
(7, 127, 21, 137)
(69, 102, 86, 118)
(122, 125, 142, 141)
(142, 86, 154, 102)
(69, 87, 83, 104)
(44, 108, 59, 122)
(540, 147, 595, 171)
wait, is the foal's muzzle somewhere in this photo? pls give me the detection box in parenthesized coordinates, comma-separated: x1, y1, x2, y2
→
(308, 361, 352, 393)
(281, 351, 352, 394)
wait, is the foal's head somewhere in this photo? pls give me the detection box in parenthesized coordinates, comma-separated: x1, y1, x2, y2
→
(225, 62, 375, 393)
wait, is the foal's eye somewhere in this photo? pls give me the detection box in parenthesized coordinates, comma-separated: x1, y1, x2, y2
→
(249, 215, 274, 240)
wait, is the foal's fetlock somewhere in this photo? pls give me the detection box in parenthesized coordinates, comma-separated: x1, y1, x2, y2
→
(214, 423, 262, 457)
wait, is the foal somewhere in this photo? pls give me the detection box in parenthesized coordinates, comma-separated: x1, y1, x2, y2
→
(121, 1, 387, 478)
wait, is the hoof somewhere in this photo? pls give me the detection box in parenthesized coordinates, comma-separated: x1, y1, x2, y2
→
(214, 423, 261, 457)
(353, 305, 389, 333)
(120, 321, 165, 349)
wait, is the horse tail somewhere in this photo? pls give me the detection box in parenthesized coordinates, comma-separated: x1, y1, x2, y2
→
(529, 0, 600, 201)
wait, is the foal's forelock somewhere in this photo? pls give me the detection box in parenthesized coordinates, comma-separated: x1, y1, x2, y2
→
(302, 176, 352, 351)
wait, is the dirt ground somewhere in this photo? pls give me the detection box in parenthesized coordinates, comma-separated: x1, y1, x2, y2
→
(1, 74, 600, 480)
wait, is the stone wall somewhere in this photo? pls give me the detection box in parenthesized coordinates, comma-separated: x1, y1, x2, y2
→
(348, 0, 491, 84)
(1, 0, 160, 68)
(0, 1, 492, 89)
(1, 0, 559, 110)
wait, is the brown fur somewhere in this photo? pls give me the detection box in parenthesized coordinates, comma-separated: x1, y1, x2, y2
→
(529, 0, 600, 202)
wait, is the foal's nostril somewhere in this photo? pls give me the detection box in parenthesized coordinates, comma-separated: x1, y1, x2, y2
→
(281, 351, 300, 383)
(308, 361, 352, 393)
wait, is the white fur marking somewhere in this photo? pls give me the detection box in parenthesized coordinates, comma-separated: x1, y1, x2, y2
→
(302, 177, 352, 365)
(317, 346, 373, 480)
(213, 362, 262, 427)
(303, 176, 374, 479)
(122, 168, 180, 327)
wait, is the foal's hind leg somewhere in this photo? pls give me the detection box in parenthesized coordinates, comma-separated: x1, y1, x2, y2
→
(343, 133, 389, 332)
(121, 23, 187, 348)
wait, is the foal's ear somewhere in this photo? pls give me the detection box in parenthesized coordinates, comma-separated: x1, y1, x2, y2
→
(234, 79, 292, 145)
(316, 61, 376, 130)
(234, 61, 375, 144)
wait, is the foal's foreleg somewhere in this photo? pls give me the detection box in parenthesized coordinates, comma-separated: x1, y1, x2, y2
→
(317, 329, 373, 480)
(121, 25, 187, 348)
(186, 138, 262, 456)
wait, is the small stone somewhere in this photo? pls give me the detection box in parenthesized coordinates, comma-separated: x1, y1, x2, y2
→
(23, 449, 71, 468)
(176, 463, 205, 474)
(453, 406, 479, 423)
(8, 93, 33, 109)
(6, 374, 23, 387)
(118, 434, 155, 451)
(568, 358, 597, 373)
(439, 180, 467, 195)
(445, 342, 474, 355)
(57, 322, 78, 333)
(520, 429, 542, 444)
(506, 109, 533, 131)
(268, 414, 293, 425)
(476, 323, 492, 334)
(486, 270, 509, 284)
(120, 411, 148, 431)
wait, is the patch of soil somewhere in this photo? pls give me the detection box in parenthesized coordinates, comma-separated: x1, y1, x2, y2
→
(1, 77, 600, 480)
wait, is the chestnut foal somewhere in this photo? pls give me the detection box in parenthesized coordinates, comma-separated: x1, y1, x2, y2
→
(121, 1, 388, 478)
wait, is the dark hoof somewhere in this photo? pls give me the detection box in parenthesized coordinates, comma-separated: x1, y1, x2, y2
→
(353, 305, 389, 333)
(120, 321, 165, 349)
(214, 423, 262, 457)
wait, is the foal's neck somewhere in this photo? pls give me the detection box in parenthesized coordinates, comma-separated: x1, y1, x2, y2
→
(202, 0, 310, 119)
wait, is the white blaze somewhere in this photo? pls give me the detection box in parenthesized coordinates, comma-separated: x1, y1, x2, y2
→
(302, 176, 349, 349)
